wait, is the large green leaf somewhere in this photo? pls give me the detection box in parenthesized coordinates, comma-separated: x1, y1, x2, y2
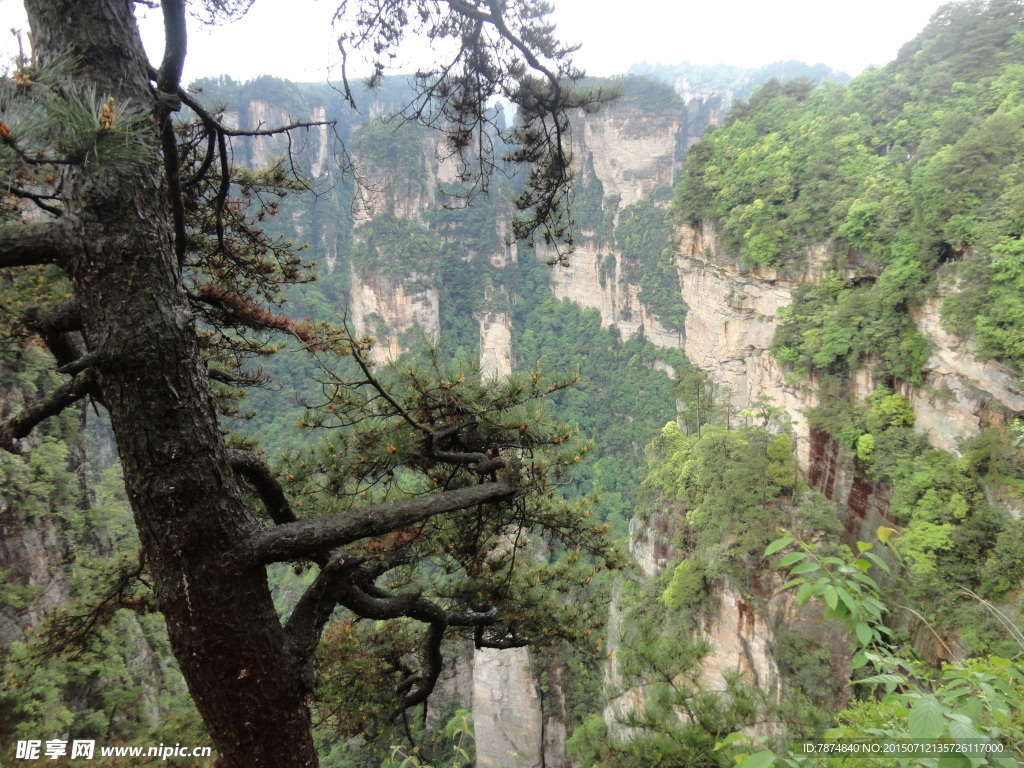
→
(739, 751, 776, 768)
(764, 537, 794, 556)
(854, 621, 873, 646)
(778, 551, 807, 567)
(908, 697, 946, 740)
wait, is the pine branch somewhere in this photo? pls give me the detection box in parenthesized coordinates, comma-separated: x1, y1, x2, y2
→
(244, 480, 516, 565)
(22, 297, 85, 369)
(7, 186, 63, 217)
(330, 569, 501, 708)
(156, 0, 187, 94)
(285, 551, 361, 661)
(0, 369, 96, 453)
(227, 448, 298, 526)
(176, 87, 335, 138)
(0, 219, 78, 267)
(191, 283, 316, 343)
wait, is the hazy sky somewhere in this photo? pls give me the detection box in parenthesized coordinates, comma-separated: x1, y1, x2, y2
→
(3, 0, 951, 83)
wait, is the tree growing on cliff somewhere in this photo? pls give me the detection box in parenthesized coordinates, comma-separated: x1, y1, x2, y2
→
(0, 2, 615, 765)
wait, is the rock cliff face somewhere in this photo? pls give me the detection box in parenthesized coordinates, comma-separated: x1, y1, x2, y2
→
(673, 223, 1024, 485)
(604, 218, 1024, 742)
(906, 291, 1024, 453)
(479, 309, 513, 380)
(674, 224, 819, 459)
(348, 263, 441, 363)
(608, 514, 783, 739)
(579, 108, 680, 211)
(0, 503, 69, 646)
(545, 244, 683, 348)
(538, 97, 684, 348)
(224, 100, 335, 173)
(473, 648, 544, 768)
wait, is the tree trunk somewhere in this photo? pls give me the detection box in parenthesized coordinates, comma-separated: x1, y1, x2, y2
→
(23, 2, 318, 764)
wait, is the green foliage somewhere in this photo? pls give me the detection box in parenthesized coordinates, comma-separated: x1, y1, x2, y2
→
(573, 171, 614, 239)
(629, 61, 850, 103)
(566, 592, 769, 768)
(767, 535, 893, 672)
(614, 193, 688, 333)
(856, 432, 875, 462)
(351, 214, 441, 279)
(380, 710, 474, 768)
(640, 422, 830, 588)
(590, 75, 683, 114)
(761, 534, 1024, 768)
(351, 118, 430, 180)
(274, 336, 625, 744)
(512, 282, 685, 528)
(945, 237, 1024, 368)
(770, 265, 930, 383)
(661, 558, 707, 612)
(866, 387, 915, 432)
(0, 53, 154, 175)
(772, 631, 843, 709)
(676, 0, 1024, 374)
(801, 378, 1024, 648)
(980, 518, 1024, 597)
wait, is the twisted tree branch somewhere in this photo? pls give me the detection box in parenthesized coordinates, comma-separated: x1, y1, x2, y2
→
(244, 480, 516, 565)
(0, 369, 96, 453)
(227, 448, 298, 526)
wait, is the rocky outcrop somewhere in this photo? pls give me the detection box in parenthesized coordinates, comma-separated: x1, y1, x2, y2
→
(544, 244, 683, 348)
(537, 96, 684, 350)
(610, 508, 784, 738)
(580, 107, 680, 211)
(473, 647, 544, 768)
(224, 100, 335, 174)
(673, 223, 1024, 475)
(348, 263, 440, 363)
(674, 224, 821, 465)
(479, 310, 512, 380)
(671, 223, 1024, 538)
(906, 292, 1024, 453)
(700, 584, 780, 698)
(673, 228, 897, 529)
(351, 135, 439, 224)
(426, 643, 476, 732)
(0, 505, 69, 646)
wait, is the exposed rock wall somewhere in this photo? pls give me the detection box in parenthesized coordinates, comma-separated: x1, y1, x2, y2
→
(608, 514, 783, 739)
(473, 647, 544, 768)
(544, 244, 683, 348)
(479, 310, 512, 380)
(0, 505, 69, 646)
(540, 99, 684, 350)
(580, 108, 680, 211)
(351, 134, 439, 224)
(348, 263, 440, 363)
(674, 224, 821, 470)
(426, 643, 475, 732)
(906, 292, 1024, 453)
(226, 99, 335, 174)
(673, 223, 1024, 479)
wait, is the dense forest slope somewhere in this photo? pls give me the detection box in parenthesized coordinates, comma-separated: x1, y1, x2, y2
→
(672, 0, 1024, 620)
(588, 2, 1024, 765)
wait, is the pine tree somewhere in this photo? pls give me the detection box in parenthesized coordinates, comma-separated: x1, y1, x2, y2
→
(0, 2, 616, 765)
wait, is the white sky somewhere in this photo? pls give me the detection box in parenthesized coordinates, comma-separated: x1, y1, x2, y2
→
(2, 0, 949, 83)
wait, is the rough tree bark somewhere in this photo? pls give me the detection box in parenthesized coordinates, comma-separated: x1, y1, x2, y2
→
(22, 1, 322, 764)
